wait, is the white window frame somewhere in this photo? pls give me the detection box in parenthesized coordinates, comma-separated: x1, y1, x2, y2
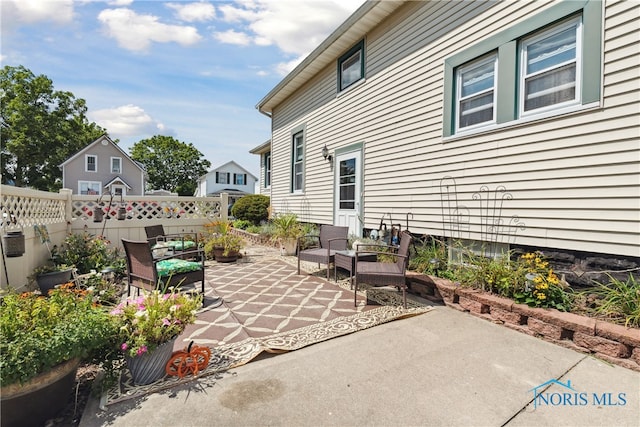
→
(455, 54, 498, 132)
(79, 181, 101, 195)
(519, 17, 582, 118)
(111, 157, 122, 174)
(85, 155, 97, 172)
(264, 151, 271, 188)
(292, 132, 304, 193)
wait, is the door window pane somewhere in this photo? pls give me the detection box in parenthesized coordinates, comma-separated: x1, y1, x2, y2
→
(339, 158, 355, 209)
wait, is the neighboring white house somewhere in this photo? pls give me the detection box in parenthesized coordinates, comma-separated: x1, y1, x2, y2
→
(60, 134, 145, 195)
(256, 0, 639, 262)
(194, 161, 258, 208)
(249, 140, 271, 195)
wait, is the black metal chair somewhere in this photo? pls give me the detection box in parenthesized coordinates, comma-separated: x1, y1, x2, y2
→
(354, 231, 412, 308)
(297, 225, 349, 280)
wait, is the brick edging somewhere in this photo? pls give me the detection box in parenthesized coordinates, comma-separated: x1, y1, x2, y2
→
(406, 271, 640, 371)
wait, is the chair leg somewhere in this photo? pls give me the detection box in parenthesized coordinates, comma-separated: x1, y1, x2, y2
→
(326, 263, 330, 280)
(297, 257, 301, 275)
(353, 276, 358, 307)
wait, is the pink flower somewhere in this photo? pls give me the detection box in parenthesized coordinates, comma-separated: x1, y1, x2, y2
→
(110, 308, 123, 315)
(121, 343, 128, 351)
(162, 318, 171, 326)
(137, 345, 148, 356)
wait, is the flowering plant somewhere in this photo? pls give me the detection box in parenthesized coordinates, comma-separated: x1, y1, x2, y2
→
(515, 252, 570, 311)
(110, 289, 202, 358)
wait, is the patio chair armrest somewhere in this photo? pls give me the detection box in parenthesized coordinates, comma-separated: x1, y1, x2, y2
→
(326, 237, 348, 251)
(354, 243, 397, 253)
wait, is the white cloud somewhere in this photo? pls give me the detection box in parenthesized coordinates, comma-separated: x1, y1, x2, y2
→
(1, 0, 74, 34)
(89, 104, 174, 139)
(106, 0, 133, 6)
(166, 1, 216, 23)
(276, 56, 305, 76)
(213, 29, 251, 46)
(217, 0, 363, 56)
(97, 8, 202, 52)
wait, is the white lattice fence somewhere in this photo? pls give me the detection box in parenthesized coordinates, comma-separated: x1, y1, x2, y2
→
(1, 186, 228, 291)
(70, 195, 224, 222)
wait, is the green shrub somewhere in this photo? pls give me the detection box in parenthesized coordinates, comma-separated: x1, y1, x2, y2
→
(233, 219, 252, 230)
(231, 194, 270, 225)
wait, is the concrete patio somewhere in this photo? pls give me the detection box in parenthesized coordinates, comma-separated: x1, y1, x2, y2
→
(80, 247, 640, 427)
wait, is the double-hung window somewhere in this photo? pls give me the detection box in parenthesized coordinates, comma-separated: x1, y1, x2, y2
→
(443, 1, 601, 137)
(338, 40, 365, 91)
(292, 131, 304, 193)
(456, 54, 497, 131)
(234, 173, 246, 186)
(86, 155, 97, 172)
(111, 157, 122, 174)
(521, 18, 581, 115)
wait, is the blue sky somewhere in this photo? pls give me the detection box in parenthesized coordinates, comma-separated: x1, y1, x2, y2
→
(0, 0, 365, 177)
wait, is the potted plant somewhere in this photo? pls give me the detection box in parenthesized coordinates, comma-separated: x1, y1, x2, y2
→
(109, 289, 202, 385)
(202, 220, 245, 262)
(0, 284, 116, 427)
(29, 263, 74, 294)
(270, 213, 303, 255)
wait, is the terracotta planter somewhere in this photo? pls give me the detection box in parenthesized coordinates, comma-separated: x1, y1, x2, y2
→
(1, 358, 79, 427)
(125, 338, 176, 385)
(36, 269, 74, 294)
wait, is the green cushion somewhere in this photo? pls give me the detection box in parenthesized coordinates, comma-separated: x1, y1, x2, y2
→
(156, 258, 202, 277)
(165, 240, 196, 250)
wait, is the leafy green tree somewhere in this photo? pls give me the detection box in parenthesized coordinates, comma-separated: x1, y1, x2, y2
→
(130, 135, 211, 196)
(1, 65, 105, 190)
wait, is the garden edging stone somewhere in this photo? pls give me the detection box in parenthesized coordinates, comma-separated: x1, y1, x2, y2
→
(405, 271, 640, 372)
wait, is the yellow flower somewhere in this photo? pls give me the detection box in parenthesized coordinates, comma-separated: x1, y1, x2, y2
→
(537, 293, 546, 300)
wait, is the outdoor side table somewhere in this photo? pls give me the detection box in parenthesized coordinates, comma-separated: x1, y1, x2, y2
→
(334, 250, 377, 288)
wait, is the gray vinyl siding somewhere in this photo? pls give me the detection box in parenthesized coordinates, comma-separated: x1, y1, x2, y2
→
(267, 0, 639, 257)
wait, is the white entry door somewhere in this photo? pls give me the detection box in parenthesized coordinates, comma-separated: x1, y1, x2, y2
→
(334, 150, 362, 237)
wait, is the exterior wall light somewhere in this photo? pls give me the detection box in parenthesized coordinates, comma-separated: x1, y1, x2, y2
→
(322, 144, 333, 163)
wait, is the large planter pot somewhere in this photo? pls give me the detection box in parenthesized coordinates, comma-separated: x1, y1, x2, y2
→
(1, 358, 79, 427)
(213, 247, 239, 263)
(36, 269, 74, 294)
(280, 238, 297, 256)
(125, 338, 176, 385)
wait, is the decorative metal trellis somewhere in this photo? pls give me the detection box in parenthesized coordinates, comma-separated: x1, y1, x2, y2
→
(440, 176, 525, 254)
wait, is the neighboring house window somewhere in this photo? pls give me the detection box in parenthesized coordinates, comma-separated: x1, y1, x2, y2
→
(292, 131, 304, 192)
(79, 181, 101, 195)
(234, 173, 247, 186)
(520, 17, 581, 115)
(442, 1, 601, 137)
(216, 172, 230, 184)
(264, 151, 271, 188)
(338, 39, 365, 91)
(111, 157, 122, 174)
(86, 155, 97, 172)
(456, 54, 497, 131)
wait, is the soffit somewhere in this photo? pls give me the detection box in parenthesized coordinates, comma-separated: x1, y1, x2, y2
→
(256, 0, 405, 114)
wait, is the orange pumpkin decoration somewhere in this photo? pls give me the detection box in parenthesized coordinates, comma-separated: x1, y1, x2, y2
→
(165, 342, 211, 378)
